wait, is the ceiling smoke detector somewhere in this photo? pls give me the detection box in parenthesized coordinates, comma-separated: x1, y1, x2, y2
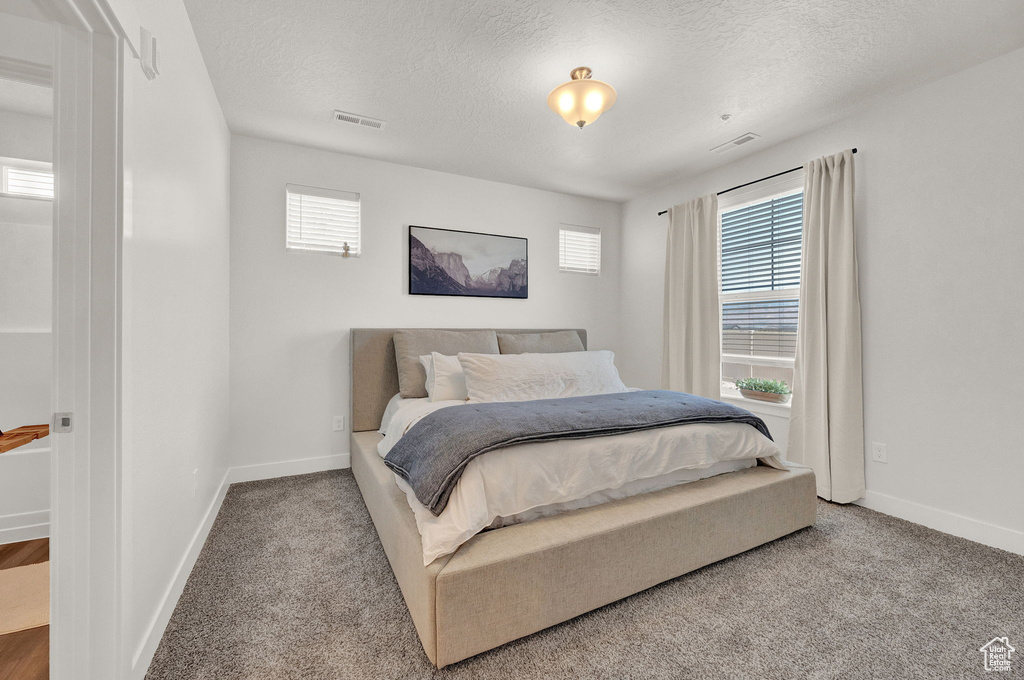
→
(710, 132, 760, 154)
(333, 110, 386, 130)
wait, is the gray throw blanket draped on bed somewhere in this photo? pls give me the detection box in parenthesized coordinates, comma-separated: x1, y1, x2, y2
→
(384, 390, 772, 516)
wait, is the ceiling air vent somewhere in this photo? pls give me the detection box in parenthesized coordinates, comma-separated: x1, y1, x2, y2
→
(710, 132, 760, 154)
(333, 110, 386, 130)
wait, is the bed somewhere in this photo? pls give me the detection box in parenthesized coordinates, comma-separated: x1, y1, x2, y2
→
(350, 328, 817, 668)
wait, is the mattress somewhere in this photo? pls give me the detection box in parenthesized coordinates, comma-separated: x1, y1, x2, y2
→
(380, 396, 785, 564)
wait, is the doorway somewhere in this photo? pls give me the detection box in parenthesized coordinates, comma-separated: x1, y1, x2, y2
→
(1, 0, 125, 677)
(0, 5, 56, 678)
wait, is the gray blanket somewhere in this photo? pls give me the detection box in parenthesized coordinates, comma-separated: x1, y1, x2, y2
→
(384, 390, 772, 516)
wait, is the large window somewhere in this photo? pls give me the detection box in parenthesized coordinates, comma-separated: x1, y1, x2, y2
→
(719, 177, 803, 398)
(285, 184, 361, 256)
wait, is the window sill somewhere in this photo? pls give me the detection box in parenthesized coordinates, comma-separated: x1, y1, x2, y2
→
(285, 246, 361, 258)
(720, 392, 792, 418)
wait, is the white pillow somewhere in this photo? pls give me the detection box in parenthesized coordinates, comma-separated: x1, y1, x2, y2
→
(418, 353, 469, 402)
(378, 393, 406, 435)
(458, 350, 627, 403)
(429, 352, 469, 401)
(418, 354, 436, 399)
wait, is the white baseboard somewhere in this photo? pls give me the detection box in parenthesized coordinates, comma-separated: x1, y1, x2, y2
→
(226, 453, 351, 484)
(855, 490, 1024, 556)
(0, 509, 49, 545)
(129, 452, 351, 678)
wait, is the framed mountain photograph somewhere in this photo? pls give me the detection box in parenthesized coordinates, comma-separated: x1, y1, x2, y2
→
(409, 225, 528, 299)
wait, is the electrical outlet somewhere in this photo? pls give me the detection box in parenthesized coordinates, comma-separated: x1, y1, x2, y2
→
(333, 416, 346, 432)
(192, 468, 199, 496)
(871, 442, 888, 464)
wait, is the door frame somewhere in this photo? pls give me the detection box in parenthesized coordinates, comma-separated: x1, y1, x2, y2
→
(48, 0, 132, 677)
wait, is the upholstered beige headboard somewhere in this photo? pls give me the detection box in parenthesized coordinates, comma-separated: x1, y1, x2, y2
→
(350, 328, 588, 432)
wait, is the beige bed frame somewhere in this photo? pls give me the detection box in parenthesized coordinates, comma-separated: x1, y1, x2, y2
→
(349, 328, 817, 668)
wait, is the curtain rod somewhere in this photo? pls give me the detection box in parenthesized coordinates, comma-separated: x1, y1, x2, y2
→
(656, 148, 857, 216)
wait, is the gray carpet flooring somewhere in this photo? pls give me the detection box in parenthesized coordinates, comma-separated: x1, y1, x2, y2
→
(145, 470, 1023, 680)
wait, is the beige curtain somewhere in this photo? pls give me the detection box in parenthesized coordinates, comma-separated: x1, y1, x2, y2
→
(789, 150, 865, 503)
(661, 194, 720, 398)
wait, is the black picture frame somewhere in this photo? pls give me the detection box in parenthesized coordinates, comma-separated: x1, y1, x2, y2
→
(409, 225, 528, 299)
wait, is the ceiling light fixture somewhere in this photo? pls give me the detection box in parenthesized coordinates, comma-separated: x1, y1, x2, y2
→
(547, 67, 617, 129)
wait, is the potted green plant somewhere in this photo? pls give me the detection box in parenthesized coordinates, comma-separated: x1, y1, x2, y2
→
(734, 378, 791, 404)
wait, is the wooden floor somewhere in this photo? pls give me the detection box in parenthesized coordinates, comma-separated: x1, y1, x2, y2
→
(0, 538, 48, 680)
(0, 538, 48, 571)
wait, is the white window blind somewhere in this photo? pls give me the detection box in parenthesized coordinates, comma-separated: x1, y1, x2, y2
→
(285, 184, 361, 256)
(1, 157, 54, 200)
(719, 185, 803, 394)
(559, 225, 601, 275)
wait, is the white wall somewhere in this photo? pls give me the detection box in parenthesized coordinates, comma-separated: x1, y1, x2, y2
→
(0, 109, 51, 161)
(122, 0, 231, 674)
(0, 108, 52, 543)
(619, 47, 1024, 552)
(229, 135, 622, 470)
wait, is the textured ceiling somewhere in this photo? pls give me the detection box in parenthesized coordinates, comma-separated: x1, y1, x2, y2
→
(183, 0, 1024, 201)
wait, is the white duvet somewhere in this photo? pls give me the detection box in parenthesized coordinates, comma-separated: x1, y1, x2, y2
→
(379, 396, 786, 565)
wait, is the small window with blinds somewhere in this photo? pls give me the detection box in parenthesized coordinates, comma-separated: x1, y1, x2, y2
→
(1, 157, 54, 200)
(720, 186, 803, 398)
(285, 184, 361, 256)
(559, 225, 601, 275)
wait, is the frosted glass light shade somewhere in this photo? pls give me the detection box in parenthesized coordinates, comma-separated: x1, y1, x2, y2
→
(547, 67, 617, 129)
